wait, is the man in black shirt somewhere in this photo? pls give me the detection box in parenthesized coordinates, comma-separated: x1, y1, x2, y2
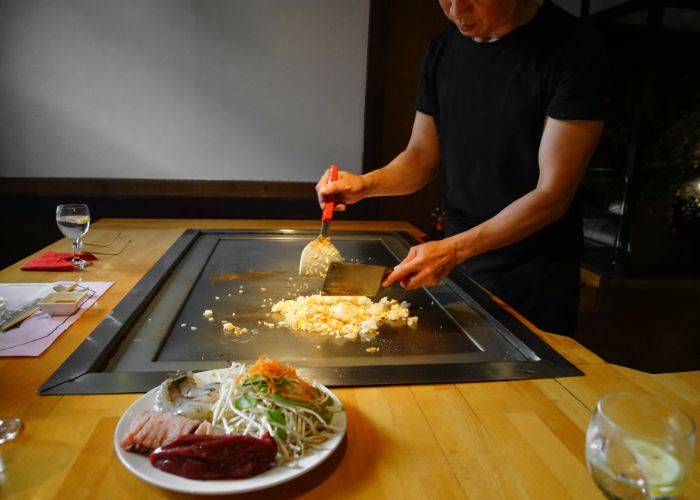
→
(316, 0, 605, 335)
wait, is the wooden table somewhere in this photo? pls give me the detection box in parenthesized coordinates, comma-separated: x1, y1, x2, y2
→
(1, 219, 698, 499)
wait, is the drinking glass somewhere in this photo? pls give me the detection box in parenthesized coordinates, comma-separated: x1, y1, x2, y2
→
(56, 204, 91, 269)
(0, 417, 22, 473)
(586, 392, 695, 499)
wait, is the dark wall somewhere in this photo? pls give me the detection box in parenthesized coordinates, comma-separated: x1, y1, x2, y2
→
(363, 1, 449, 233)
(580, 16, 700, 277)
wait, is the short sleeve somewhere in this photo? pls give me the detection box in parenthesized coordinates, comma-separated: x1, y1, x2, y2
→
(546, 28, 608, 120)
(416, 38, 437, 117)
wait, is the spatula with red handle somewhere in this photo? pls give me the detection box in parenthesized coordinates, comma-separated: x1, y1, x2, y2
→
(298, 165, 343, 276)
(320, 164, 339, 237)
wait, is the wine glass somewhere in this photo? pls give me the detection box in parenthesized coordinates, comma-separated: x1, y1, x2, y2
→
(0, 417, 22, 473)
(586, 392, 695, 499)
(56, 204, 91, 269)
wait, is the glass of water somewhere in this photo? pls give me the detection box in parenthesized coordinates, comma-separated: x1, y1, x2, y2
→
(56, 204, 91, 269)
(586, 392, 695, 499)
(0, 417, 22, 473)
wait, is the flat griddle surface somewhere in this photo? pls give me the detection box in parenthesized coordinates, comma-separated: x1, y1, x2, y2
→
(42, 229, 581, 394)
(156, 237, 480, 366)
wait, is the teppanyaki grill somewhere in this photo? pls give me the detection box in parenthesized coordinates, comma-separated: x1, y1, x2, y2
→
(39, 229, 581, 394)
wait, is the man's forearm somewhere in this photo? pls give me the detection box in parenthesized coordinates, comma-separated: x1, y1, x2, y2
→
(380, 118, 602, 291)
(450, 119, 603, 260)
(362, 148, 438, 198)
(450, 188, 572, 262)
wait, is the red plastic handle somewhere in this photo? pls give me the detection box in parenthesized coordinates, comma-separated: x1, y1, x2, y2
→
(321, 165, 339, 222)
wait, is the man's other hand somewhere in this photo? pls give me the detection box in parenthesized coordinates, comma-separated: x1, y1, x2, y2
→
(382, 238, 462, 290)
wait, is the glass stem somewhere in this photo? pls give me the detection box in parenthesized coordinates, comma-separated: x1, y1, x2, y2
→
(73, 238, 81, 256)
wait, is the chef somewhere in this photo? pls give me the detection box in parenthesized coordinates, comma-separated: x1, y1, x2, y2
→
(316, 0, 606, 335)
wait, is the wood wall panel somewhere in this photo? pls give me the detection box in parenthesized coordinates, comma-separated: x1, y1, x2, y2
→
(363, 0, 449, 233)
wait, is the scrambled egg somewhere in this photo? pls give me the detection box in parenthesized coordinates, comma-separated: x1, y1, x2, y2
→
(271, 294, 418, 339)
(222, 322, 248, 335)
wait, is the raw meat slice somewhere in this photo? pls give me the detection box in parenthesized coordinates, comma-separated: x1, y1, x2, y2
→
(120, 410, 200, 454)
(150, 433, 278, 479)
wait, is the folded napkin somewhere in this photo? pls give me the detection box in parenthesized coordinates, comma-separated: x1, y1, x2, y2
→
(20, 251, 97, 271)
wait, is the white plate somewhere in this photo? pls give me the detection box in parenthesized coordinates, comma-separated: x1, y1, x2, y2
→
(114, 368, 346, 495)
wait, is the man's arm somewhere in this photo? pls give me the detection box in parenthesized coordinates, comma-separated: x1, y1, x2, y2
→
(457, 117, 604, 257)
(362, 111, 441, 197)
(384, 117, 604, 289)
(316, 111, 439, 210)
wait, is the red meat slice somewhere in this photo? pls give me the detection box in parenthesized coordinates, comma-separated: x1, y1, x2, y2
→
(149, 433, 278, 480)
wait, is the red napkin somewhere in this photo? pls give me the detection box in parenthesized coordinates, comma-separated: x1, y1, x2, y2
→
(20, 251, 97, 271)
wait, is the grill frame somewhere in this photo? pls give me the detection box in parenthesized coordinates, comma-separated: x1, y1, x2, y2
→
(39, 229, 582, 395)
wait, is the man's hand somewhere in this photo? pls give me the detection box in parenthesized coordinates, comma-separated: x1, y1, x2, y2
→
(315, 169, 371, 211)
(382, 238, 463, 290)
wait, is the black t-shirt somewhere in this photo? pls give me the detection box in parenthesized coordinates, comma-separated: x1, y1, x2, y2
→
(416, 1, 606, 334)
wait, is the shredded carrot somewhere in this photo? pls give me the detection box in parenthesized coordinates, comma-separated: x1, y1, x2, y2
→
(247, 356, 293, 384)
(245, 356, 316, 401)
(297, 379, 315, 400)
(248, 356, 297, 379)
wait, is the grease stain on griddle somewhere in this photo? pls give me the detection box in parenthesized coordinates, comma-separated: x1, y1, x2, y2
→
(209, 270, 282, 284)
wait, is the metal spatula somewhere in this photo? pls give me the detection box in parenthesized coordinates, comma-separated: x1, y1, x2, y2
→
(322, 262, 390, 297)
(299, 165, 342, 277)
